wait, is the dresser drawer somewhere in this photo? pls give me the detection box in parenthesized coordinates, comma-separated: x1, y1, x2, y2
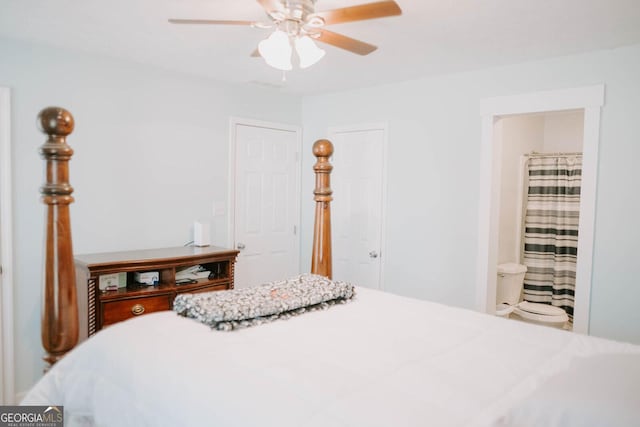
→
(101, 294, 172, 326)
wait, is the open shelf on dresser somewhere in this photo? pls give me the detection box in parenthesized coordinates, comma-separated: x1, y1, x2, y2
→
(74, 245, 239, 340)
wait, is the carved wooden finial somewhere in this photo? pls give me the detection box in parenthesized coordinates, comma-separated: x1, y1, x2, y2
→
(38, 106, 78, 368)
(38, 107, 75, 203)
(312, 138, 334, 159)
(38, 107, 75, 137)
(311, 139, 334, 279)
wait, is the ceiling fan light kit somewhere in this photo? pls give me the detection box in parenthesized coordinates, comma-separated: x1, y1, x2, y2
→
(169, 0, 402, 71)
(295, 35, 326, 68)
(258, 29, 293, 70)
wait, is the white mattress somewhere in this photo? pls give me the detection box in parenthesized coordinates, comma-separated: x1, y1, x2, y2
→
(22, 287, 640, 427)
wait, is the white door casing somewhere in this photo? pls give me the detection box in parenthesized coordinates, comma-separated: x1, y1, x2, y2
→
(477, 85, 604, 334)
(0, 86, 14, 404)
(229, 118, 301, 288)
(329, 124, 388, 290)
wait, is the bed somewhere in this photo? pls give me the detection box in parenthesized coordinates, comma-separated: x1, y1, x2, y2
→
(23, 107, 640, 427)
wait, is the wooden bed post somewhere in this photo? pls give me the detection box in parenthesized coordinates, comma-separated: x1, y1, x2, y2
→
(38, 107, 78, 367)
(311, 139, 334, 279)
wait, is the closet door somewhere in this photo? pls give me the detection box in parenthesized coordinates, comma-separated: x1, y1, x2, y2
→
(330, 125, 386, 290)
(231, 120, 301, 288)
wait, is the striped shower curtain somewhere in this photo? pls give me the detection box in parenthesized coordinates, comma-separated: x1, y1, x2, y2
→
(522, 155, 582, 321)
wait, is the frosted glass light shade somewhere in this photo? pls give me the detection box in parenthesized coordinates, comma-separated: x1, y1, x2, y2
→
(295, 36, 325, 68)
(258, 30, 292, 71)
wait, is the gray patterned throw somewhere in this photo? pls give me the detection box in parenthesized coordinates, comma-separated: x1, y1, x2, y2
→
(173, 274, 355, 331)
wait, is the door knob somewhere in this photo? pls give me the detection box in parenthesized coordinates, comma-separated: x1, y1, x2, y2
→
(369, 251, 379, 258)
(237, 243, 246, 250)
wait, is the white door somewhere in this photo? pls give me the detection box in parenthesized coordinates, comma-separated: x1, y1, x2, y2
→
(232, 121, 300, 288)
(330, 126, 386, 289)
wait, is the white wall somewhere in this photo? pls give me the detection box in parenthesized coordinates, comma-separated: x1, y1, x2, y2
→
(301, 43, 640, 345)
(0, 37, 301, 395)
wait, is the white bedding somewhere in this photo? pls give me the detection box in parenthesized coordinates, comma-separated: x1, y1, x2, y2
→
(23, 287, 640, 427)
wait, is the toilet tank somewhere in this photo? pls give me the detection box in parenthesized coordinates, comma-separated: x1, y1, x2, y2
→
(496, 263, 527, 305)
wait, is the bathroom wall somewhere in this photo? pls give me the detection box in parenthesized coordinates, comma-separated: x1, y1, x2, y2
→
(496, 111, 584, 265)
(497, 115, 544, 264)
(543, 111, 585, 152)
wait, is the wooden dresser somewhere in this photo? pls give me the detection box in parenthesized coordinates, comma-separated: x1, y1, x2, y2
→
(75, 246, 239, 340)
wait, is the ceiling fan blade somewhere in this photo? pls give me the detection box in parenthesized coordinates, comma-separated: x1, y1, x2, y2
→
(315, 30, 377, 55)
(168, 19, 256, 26)
(314, 1, 402, 25)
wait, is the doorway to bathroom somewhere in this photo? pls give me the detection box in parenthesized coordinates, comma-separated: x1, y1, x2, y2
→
(496, 111, 584, 330)
(476, 86, 604, 334)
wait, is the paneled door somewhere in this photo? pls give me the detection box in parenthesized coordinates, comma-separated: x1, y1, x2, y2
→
(231, 120, 301, 288)
(330, 125, 386, 289)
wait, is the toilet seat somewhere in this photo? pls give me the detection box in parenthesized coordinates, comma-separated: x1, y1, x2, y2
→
(495, 301, 569, 327)
(517, 301, 566, 317)
(512, 301, 568, 326)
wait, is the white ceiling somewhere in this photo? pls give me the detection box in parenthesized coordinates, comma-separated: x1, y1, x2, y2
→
(1, 0, 640, 95)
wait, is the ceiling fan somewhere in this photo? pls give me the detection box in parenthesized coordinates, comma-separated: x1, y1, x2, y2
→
(169, 0, 402, 70)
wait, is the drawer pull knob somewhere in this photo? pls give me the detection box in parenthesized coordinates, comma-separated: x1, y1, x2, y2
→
(131, 304, 145, 315)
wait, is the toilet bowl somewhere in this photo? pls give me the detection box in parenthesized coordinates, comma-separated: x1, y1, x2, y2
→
(496, 263, 569, 329)
(495, 303, 514, 318)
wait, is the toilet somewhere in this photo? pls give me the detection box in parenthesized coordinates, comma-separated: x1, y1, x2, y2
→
(496, 263, 568, 329)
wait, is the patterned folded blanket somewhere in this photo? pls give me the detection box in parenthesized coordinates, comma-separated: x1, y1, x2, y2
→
(173, 274, 355, 331)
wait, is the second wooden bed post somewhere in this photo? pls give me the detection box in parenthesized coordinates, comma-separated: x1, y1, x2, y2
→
(311, 139, 334, 279)
(38, 107, 79, 368)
